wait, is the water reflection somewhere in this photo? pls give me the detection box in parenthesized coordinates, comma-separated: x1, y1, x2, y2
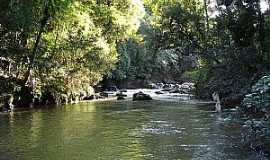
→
(0, 101, 260, 160)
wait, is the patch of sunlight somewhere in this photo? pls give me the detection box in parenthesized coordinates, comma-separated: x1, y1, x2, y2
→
(95, 37, 110, 54)
(261, 0, 269, 12)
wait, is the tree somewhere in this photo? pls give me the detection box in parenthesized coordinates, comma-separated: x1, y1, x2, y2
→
(0, 0, 143, 105)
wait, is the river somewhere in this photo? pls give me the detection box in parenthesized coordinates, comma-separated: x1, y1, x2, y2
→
(0, 98, 259, 159)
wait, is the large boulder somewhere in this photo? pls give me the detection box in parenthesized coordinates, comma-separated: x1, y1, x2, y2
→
(117, 96, 125, 100)
(116, 92, 127, 100)
(133, 92, 152, 101)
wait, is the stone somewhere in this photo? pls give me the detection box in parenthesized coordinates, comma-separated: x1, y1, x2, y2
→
(116, 92, 127, 100)
(155, 91, 164, 94)
(133, 92, 152, 101)
(117, 96, 125, 100)
(100, 92, 109, 98)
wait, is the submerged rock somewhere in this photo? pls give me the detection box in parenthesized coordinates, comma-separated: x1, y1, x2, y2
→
(155, 91, 164, 94)
(117, 96, 125, 100)
(116, 92, 127, 100)
(133, 92, 152, 101)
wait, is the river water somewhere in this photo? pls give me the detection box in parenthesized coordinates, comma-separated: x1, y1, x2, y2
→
(0, 99, 259, 160)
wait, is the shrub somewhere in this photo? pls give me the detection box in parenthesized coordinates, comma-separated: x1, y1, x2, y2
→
(241, 75, 270, 155)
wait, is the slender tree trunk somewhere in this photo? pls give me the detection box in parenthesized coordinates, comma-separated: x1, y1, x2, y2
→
(203, 0, 209, 33)
(23, 5, 49, 85)
(202, 0, 211, 64)
(258, 8, 265, 54)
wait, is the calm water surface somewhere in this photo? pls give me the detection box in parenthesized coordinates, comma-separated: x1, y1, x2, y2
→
(0, 100, 256, 160)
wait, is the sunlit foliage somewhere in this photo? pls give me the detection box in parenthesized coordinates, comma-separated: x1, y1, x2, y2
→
(0, 0, 144, 100)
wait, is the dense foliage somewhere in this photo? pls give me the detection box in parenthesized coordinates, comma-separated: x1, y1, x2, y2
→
(194, 0, 270, 105)
(108, 0, 203, 86)
(110, 0, 270, 101)
(0, 0, 143, 104)
(241, 75, 270, 155)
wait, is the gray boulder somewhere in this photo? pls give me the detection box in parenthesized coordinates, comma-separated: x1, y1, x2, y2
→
(116, 92, 127, 100)
(133, 92, 152, 101)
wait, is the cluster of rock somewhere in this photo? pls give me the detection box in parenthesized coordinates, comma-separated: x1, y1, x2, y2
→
(101, 85, 153, 101)
(103, 82, 195, 101)
(146, 82, 195, 95)
(1, 82, 196, 112)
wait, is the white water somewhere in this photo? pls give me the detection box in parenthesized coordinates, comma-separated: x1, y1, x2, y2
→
(108, 89, 195, 102)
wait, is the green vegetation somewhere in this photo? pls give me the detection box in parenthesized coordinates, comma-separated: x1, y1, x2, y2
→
(194, 0, 270, 106)
(109, 0, 203, 84)
(241, 75, 270, 154)
(1, 0, 270, 156)
(0, 0, 143, 104)
(111, 0, 270, 104)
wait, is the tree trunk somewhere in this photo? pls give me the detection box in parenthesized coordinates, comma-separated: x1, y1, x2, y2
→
(23, 5, 50, 85)
(203, 0, 209, 32)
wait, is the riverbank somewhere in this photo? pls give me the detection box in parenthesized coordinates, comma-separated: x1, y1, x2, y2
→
(1, 88, 217, 113)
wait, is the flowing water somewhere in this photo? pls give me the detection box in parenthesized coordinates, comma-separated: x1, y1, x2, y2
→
(0, 100, 258, 160)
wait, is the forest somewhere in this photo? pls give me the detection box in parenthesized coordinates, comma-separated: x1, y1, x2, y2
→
(0, 0, 270, 158)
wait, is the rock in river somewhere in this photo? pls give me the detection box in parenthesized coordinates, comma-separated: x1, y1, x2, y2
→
(116, 92, 127, 100)
(133, 92, 152, 101)
(155, 91, 164, 94)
